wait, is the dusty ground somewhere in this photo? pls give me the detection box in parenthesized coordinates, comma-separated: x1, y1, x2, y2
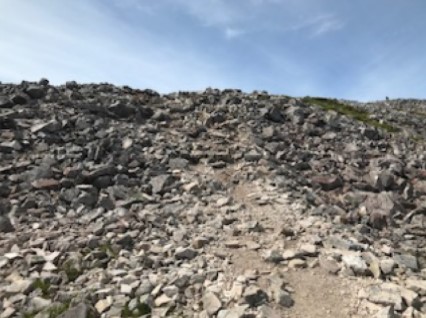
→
(200, 164, 373, 318)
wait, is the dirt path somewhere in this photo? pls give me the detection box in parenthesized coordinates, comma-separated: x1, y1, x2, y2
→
(202, 163, 372, 317)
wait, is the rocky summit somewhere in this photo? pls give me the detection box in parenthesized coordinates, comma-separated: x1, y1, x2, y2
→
(1, 79, 426, 318)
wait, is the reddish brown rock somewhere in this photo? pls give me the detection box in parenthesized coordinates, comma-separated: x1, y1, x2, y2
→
(31, 179, 60, 190)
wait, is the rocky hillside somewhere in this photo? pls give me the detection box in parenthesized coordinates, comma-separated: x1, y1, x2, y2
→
(0, 80, 426, 318)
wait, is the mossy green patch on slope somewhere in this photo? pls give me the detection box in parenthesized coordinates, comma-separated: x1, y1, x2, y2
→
(303, 97, 399, 133)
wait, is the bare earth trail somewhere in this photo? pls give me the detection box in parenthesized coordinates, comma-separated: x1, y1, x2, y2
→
(198, 164, 373, 318)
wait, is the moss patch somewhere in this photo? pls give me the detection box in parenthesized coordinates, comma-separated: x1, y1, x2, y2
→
(46, 302, 70, 318)
(99, 241, 119, 259)
(23, 302, 70, 318)
(61, 263, 82, 282)
(303, 97, 399, 133)
(33, 278, 51, 298)
(23, 311, 38, 318)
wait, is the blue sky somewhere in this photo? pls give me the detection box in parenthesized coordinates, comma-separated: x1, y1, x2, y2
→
(0, 0, 425, 101)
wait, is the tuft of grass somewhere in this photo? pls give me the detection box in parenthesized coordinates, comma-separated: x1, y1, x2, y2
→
(303, 97, 400, 133)
(23, 311, 38, 318)
(410, 135, 425, 143)
(46, 302, 70, 318)
(62, 263, 81, 282)
(33, 278, 51, 298)
(23, 302, 71, 318)
(99, 241, 119, 259)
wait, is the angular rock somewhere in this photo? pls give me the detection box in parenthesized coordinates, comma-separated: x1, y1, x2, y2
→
(57, 303, 97, 318)
(342, 255, 369, 275)
(25, 85, 45, 99)
(175, 247, 197, 260)
(394, 254, 418, 271)
(0, 216, 14, 233)
(150, 175, 174, 194)
(203, 292, 222, 316)
(311, 175, 343, 191)
(243, 286, 268, 307)
(406, 280, 426, 296)
(0, 96, 13, 108)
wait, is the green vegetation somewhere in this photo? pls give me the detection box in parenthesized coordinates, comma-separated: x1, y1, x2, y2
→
(62, 262, 81, 282)
(23, 311, 38, 318)
(99, 241, 119, 258)
(23, 302, 70, 318)
(303, 97, 400, 133)
(410, 135, 425, 143)
(46, 303, 70, 318)
(33, 278, 51, 298)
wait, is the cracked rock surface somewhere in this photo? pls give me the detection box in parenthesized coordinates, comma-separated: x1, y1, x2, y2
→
(1, 80, 426, 318)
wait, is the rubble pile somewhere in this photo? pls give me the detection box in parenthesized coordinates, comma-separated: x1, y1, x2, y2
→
(0, 80, 425, 318)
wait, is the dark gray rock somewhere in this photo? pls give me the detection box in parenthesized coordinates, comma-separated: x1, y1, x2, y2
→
(108, 101, 135, 118)
(244, 286, 268, 307)
(25, 85, 46, 99)
(0, 216, 14, 233)
(57, 303, 98, 318)
(311, 175, 343, 191)
(393, 254, 418, 271)
(265, 107, 285, 123)
(0, 96, 13, 108)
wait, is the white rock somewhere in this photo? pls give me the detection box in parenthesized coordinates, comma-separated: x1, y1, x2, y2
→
(406, 279, 426, 296)
(95, 297, 112, 314)
(342, 254, 368, 275)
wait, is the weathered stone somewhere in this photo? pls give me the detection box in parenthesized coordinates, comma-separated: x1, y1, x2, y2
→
(374, 306, 396, 318)
(26, 85, 45, 99)
(288, 259, 307, 269)
(155, 294, 173, 307)
(319, 255, 341, 274)
(394, 254, 418, 271)
(380, 259, 396, 275)
(243, 286, 268, 307)
(0, 96, 13, 108)
(363, 192, 401, 229)
(31, 297, 52, 311)
(202, 292, 222, 316)
(57, 303, 97, 318)
(311, 175, 343, 191)
(175, 247, 197, 260)
(95, 298, 112, 314)
(150, 175, 174, 194)
(0, 216, 14, 233)
(264, 250, 284, 263)
(244, 150, 262, 162)
(265, 107, 285, 123)
(342, 255, 369, 275)
(406, 280, 426, 296)
(32, 179, 60, 190)
(0, 307, 15, 318)
(362, 284, 404, 311)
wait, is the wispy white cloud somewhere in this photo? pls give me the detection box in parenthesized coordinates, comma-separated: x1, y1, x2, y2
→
(0, 0, 424, 101)
(310, 15, 345, 37)
(224, 27, 245, 39)
(171, 0, 241, 27)
(284, 14, 344, 37)
(0, 0, 230, 92)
